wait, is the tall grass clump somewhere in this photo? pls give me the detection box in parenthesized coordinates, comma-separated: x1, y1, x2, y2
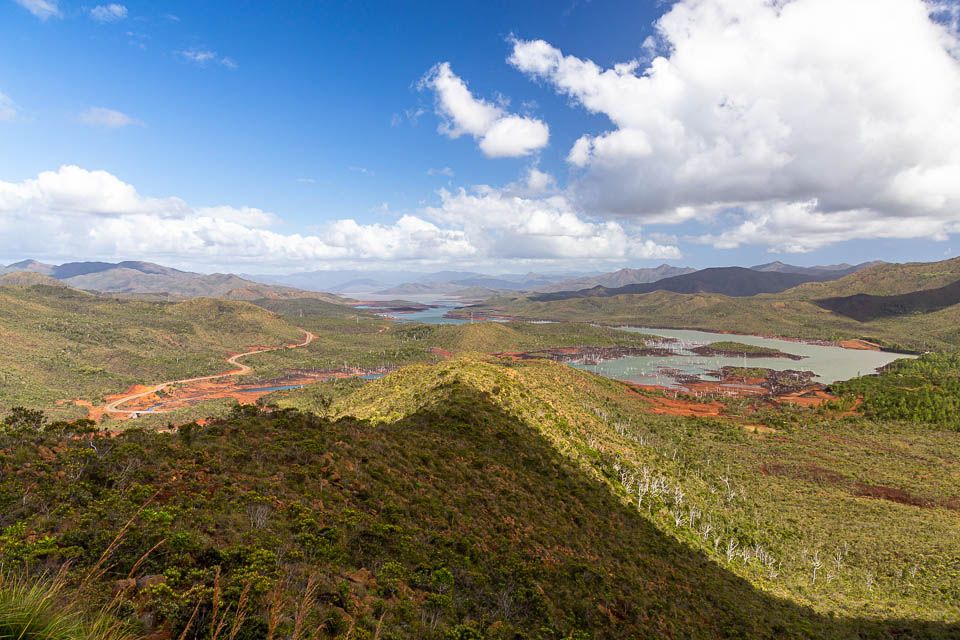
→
(0, 573, 134, 640)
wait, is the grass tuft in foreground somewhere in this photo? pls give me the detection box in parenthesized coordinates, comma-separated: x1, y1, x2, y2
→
(0, 573, 133, 640)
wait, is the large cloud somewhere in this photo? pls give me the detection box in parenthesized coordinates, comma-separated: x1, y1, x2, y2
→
(510, 0, 960, 251)
(420, 62, 549, 158)
(423, 185, 680, 260)
(0, 166, 474, 268)
(0, 165, 675, 269)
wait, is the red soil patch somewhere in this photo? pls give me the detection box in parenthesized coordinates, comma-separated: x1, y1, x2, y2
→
(776, 389, 835, 408)
(684, 381, 766, 397)
(114, 378, 317, 414)
(839, 339, 882, 351)
(430, 347, 454, 359)
(625, 384, 726, 418)
(111, 369, 381, 417)
(71, 399, 106, 423)
(104, 384, 156, 404)
(853, 483, 930, 508)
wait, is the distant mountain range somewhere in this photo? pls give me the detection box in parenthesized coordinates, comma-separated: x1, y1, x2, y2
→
(262, 265, 698, 298)
(530, 265, 877, 302)
(251, 269, 583, 298)
(0, 260, 345, 303)
(248, 269, 571, 295)
(528, 261, 884, 302)
(751, 261, 884, 277)
(2, 258, 886, 304)
(326, 263, 874, 299)
(534, 265, 697, 293)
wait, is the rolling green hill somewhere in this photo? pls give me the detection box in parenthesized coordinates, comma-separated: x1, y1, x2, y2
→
(3, 356, 959, 638)
(279, 357, 960, 625)
(0, 283, 303, 416)
(787, 257, 960, 298)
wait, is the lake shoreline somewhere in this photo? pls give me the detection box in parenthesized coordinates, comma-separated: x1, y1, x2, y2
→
(443, 307, 919, 354)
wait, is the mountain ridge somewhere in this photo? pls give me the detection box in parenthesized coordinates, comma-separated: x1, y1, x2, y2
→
(534, 264, 697, 293)
(530, 266, 834, 301)
(1, 259, 346, 303)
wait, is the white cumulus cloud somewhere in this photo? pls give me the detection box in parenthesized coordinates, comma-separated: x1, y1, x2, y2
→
(89, 3, 126, 22)
(0, 166, 475, 269)
(509, 0, 960, 252)
(695, 201, 960, 253)
(420, 62, 549, 158)
(423, 186, 680, 261)
(0, 165, 677, 269)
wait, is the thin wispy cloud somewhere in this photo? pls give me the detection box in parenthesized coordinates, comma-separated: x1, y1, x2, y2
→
(0, 92, 16, 122)
(126, 31, 148, 50)
(427, 167, 454, 178)
(390, 107, 426, 127)
(349, 166, 375, 176)
(78, 107, 142, 128)
(177, 49, 238, 69)
(14, 0, 60, 20)
(296, 177, 317, 184)
(89, 3, 127, 22)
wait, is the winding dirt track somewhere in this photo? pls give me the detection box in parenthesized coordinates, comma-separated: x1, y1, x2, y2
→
(103, 329, 316, 417)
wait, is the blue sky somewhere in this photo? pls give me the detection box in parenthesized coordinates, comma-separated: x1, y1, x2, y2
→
(1, 0, 959, 273)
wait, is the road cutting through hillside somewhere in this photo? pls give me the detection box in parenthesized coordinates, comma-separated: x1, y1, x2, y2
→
(102, 329, 316, 418)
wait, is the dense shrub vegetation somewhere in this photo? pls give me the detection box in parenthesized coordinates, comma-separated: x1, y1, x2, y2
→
(835, 353, 960, 429)
(3, 357, 958, 638)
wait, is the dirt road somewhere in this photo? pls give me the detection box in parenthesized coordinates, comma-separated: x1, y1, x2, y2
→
(103, 329, 315, 417)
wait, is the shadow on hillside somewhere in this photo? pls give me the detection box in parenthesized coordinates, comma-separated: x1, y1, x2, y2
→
(815, 278, 960, 323)
(351, 382, 959, 639)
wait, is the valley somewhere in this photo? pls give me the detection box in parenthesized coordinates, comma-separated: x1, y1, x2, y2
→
(1, 258, 959, 639)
